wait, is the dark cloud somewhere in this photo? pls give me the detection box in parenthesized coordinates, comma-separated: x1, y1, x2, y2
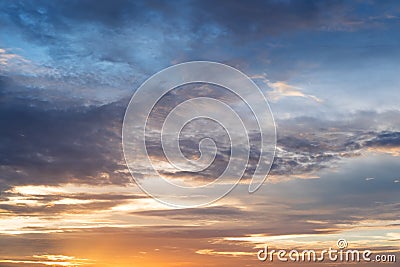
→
(0, 201, 122, 216)
(1, 0, 399, 107)
(133, 206, 243, 221)
(0, 190, 148, 216)
(0, 0, 339, 36)
(0, 0, 143, 36)
(2, 75, 400, 192)
(365, 131, 400, 147)
(1, 190, 146, 202)
(192, 0, 341, 36)
(270, 112, 400, 177)
(0, 82, 130, 191)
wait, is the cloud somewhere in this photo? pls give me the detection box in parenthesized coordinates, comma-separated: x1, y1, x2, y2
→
(132, 206, 244, 221)
(191, 0, 368, 37)
(0, 48, 29, 66)
(0, 86, 131, 190)
(365, 132, 400, 156)
(1, 0, 399, 111)
(252, 74, 323, 103)
(1, 76, 399, 193)
(0, 184, 148, 216)
(0, 48, 58, 79)
(0, 254, 94, 266)
(195, 249, 253, 257)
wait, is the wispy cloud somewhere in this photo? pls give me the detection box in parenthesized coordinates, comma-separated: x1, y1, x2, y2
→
(267, 81, 323, 103)
(0, 254, 94, 266)
(252, 74, 322, 103)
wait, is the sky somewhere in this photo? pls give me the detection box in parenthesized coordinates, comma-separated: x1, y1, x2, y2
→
(0, 0, 399, 266)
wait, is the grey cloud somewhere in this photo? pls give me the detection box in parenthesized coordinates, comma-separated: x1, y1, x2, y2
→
(2, 76, 400, 194)
(192, 0, 338, 36)
(270, 112, 400, 177)
(0, 191, 147, 216)
(365, 131, 400, 147)
(133, 206, 243, 221)
(0, 84, 130, 191)
(1, 191, 146, 202)
(0, 201, 123, 216)
(143, 86, 400, 182)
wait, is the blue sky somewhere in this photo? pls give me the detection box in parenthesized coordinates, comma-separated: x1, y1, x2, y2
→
(1, 0, 399, 111)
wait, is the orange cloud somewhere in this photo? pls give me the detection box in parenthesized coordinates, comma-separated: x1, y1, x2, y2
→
(251, 74, 323, 103)
(366, 146, 400, 156)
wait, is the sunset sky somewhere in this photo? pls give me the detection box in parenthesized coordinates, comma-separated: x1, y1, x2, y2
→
(0, 0, 399, 266)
